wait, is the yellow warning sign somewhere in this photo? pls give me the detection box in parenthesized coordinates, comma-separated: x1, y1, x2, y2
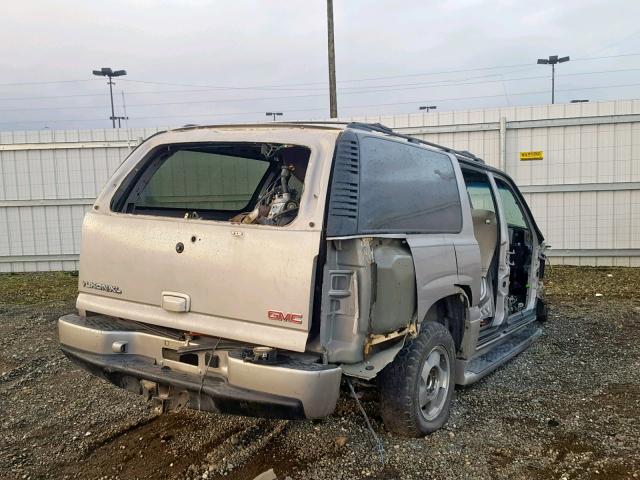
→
(520, 151, 544, 161)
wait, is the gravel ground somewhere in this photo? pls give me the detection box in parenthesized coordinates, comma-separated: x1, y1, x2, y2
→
(0, 266, 638, 480)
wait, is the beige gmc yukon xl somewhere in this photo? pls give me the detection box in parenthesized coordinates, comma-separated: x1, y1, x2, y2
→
(58, 122, 547, 436)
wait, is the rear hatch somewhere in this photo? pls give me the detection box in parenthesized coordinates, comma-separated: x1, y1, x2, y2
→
(76, 127, 337, 352)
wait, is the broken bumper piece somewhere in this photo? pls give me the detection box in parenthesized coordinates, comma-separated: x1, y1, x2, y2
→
(60, 346, 307, 419)
(58, 314, 341, 419)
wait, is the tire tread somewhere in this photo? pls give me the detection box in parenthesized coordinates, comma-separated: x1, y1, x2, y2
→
(378, 322, 456, 437)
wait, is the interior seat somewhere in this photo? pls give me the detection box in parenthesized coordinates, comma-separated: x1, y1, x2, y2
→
(472, 209, 498, 277)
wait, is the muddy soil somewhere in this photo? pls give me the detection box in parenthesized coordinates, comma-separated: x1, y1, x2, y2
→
(0, 266, 638, 479)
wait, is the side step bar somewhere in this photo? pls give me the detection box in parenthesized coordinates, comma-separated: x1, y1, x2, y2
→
(455, 321, 542, 385)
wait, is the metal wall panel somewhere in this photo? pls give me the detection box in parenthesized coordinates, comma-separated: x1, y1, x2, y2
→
(2, 101, 640, 271)
(0, 126, 164, 271)
(345, 99, 640, 266)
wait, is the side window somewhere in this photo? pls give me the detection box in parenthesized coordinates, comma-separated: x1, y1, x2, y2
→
(359, 137, 462, 233)
(496, 180, 528, 228)
(464, 180, 496, 212)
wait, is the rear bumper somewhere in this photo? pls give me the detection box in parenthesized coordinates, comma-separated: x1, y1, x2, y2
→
(58, 314, 341, 419)
(61, 346, 307, 419)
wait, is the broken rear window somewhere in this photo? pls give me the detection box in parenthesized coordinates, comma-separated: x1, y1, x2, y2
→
(112, 143, 310, 226)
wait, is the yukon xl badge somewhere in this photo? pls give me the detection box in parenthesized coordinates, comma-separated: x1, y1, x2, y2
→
(82, 280, 122, 295)
(267, 310, 303, 324)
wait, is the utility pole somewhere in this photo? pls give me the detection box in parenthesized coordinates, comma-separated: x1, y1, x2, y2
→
(536, 55, 569, 104)
(121, 91, 132, 152)
(419, 105, 437, 112)
(92, 67, 127, 128)
(327, 0, 338, 118)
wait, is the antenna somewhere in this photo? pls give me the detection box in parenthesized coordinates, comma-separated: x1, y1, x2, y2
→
(121, 90, 131, 152)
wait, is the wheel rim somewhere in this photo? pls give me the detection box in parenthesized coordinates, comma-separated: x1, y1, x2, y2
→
(417, 345, 451, 421)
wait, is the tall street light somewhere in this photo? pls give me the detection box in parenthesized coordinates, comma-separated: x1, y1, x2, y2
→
(112, 116, 129, 128)
(92, 67, 127, 128)
(266, 112, 283, 122)
(536, 55, 569, 104)
(419, 105, 437, 112)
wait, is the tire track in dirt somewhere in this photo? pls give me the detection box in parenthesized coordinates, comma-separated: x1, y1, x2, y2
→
(53, 412, 252, 479)
(200, 419, 345, 480)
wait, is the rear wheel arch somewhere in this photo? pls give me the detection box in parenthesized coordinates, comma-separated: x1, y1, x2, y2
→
(421, 292, 467, 353)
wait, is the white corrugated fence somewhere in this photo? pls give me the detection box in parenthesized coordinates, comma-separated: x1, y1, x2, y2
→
(1, 99, 639, 271)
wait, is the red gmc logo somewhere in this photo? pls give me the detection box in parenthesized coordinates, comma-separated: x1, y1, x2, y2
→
(267, 310, 303, 324)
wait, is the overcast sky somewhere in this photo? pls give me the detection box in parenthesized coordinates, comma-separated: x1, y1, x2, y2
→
(1, 0, 640, 130)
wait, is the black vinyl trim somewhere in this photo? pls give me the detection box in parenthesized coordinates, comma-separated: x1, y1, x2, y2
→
(326, 130, 361, 237)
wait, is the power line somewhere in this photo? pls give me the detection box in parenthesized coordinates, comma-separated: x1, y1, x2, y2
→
(2, 67, 639, 113)
(0, 79, 99, 88)
(334, 52, 640, 84)
(336, 82, 640, 110)
(2, 81, 639, 126)
(0, 65, 528, 102)
(118, 52, 640, 91)
(1, 52, 638, 91)
(333, 67, 640, 93)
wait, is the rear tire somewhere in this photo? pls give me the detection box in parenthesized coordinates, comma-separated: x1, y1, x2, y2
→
(378, 322, 456, 437)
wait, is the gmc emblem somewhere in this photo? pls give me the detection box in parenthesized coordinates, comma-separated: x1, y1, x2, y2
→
(267, 310, 303, 325)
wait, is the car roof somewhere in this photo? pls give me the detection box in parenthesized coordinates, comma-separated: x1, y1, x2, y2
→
(170, 121, 350, 132)
(170, 121, 487, 164)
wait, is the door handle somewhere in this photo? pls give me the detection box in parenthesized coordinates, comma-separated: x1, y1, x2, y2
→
(162, 292, 191, 313)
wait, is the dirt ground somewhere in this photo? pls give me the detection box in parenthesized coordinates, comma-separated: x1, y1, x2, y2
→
(0, 266, 638, 480)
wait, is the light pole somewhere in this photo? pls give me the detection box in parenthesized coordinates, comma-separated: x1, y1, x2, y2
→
(112, 116, 129, 128)
(537, 55, 569, 104)
(419, 105, 437, 112)
(92, 67, 127, 128)
(266, 112, 283, 122)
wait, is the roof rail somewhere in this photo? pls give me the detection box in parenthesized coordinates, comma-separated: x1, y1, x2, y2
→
(277, 121, 351, 126)
(346, 122, 485, 164)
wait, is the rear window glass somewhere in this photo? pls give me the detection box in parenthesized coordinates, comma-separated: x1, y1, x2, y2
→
(113, 143, 310, 226)
(358, 137, 462, 233)
(136, 151, 269, 211)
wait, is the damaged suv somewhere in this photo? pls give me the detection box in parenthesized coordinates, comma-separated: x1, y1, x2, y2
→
(58, 122, 546, 436)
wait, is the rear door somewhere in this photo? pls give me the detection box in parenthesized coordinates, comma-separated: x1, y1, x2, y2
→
(77, 130, 333, 352)
(491, 175, 544, 321)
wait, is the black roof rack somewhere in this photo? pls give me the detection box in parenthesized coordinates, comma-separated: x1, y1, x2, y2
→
(346, 122, 485, 164)
(279, 121, 351, 125)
